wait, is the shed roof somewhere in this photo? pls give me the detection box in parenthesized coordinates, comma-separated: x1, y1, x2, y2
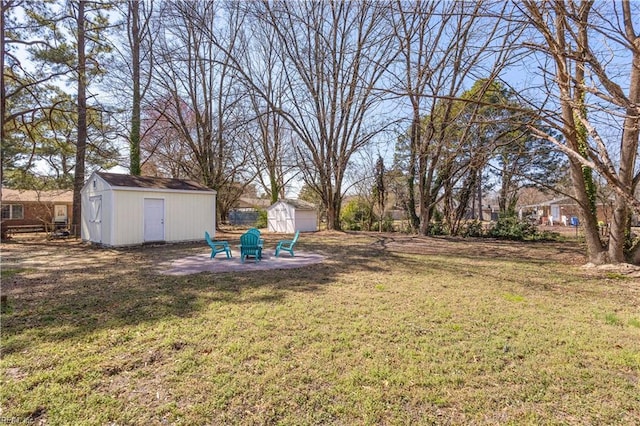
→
(270, 198, 317, 210)
(96, 172, 214, 192)
(1, 188, 73, 203)
(236, 197, 271, 209)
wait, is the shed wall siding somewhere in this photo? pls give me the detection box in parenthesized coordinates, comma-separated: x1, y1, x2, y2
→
(267, 201, 317, 233)
(284, 203, 295, 233)
(102, 191, 114, 245)
(110, 190, 215, 246)
(111, 191, 144, 245)
(81, 175, 114, 244)
(294, 210, 317, 232)
(164, 192, 216, 241)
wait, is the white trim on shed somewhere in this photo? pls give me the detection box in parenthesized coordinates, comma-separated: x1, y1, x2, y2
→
(267, 199, 318, 233)
(81, 172, 216, 247)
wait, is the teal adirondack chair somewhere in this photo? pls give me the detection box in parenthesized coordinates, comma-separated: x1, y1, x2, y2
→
(247, 227, 264, 249)
(205, 231, 232, 258)
(240, 232, 262, 263)
(275, 230, 300, 257)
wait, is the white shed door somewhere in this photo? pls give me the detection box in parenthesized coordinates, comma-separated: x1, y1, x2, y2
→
(144, 198, 165, 242)
(89, 196, 102, 243)
(276, 205, 289, 233)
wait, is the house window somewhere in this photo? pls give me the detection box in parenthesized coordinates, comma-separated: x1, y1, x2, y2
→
(1, 204, 24, 220)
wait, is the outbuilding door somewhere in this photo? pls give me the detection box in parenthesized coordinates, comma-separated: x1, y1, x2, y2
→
(272, 204, 292, 233)
(88, 196, 102, 243)
(144, 198, 165, 242)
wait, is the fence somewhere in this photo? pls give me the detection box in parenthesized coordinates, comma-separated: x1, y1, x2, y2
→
(228, 210, 260, 226)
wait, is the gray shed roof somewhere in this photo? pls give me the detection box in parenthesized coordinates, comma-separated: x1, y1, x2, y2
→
(270, 198, 317, 210)
(96, 172, 214, 192)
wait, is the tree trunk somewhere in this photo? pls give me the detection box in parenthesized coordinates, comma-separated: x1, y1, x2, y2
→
(0, 1, 6, 193)
(405, 172, 419, 232)
(129, 0, 141, 175)
(269, 170, 279, 204)
(546, 4, 607, 264)
(405, 117, 420, 232)
(568, 157, 607, 263)
(418, 150, 430, 235)
(325, 196, 340, 231)
(608, 198, 629, 262)
(72, 0, 87, 237)
(609, 20, 640, 263)
(477, 173, 484, 221)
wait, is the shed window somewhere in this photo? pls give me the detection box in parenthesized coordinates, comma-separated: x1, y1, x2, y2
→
(1, 204, 24, 220)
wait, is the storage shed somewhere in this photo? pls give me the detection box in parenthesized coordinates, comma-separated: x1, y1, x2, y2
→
(267, 199, 318, 233)
(81, 172, 216, 247)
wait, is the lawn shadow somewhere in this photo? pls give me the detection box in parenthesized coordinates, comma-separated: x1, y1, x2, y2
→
(1, 231, 605, 355)
(362, 233, 621, 299)
(1, 234, 409, 353)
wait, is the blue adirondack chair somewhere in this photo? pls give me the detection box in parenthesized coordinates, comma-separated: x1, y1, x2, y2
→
(275, 230, 300, 257)
(205, 231, 232, 258)
(240, 231, 262, 263)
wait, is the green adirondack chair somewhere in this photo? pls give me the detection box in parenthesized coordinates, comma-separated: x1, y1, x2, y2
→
(275, 230, 300, 257)
(205, 231, 231, 258)
(240, 231, 262, 263)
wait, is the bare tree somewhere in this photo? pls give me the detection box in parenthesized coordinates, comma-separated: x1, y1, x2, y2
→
(519, 0, 640, 264)
(107, 0, 157, 175)
(388, 0, 522, 235)
(146, 0, 251, 221)
(139, 98, 198, 178)
(233, 5, 299, 203)
(227, 0, 399, 230)
(126, 0, 154, 175)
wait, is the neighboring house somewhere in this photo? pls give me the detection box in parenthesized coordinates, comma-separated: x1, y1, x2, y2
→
(267, 199, 318, 233)
(228, 197, 271, 226)
(518, 196, 612, 225)
(1, 188, 73, 234)
(81, 172, 216, 247)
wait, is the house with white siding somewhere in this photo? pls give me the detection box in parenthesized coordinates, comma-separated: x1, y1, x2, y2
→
(81, 172, 216, 247)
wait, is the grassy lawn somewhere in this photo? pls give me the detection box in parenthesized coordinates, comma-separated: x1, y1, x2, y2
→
(1, 232, 639, 425)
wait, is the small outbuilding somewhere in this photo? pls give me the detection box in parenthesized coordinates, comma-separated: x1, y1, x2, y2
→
(267, 199, 318, 233)
(81, 172, 216, 247)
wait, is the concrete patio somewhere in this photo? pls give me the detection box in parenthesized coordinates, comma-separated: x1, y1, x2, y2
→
(159, 251, 325, 276)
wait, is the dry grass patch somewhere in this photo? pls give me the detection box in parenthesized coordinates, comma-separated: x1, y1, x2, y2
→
(1, 232, 639, 424)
